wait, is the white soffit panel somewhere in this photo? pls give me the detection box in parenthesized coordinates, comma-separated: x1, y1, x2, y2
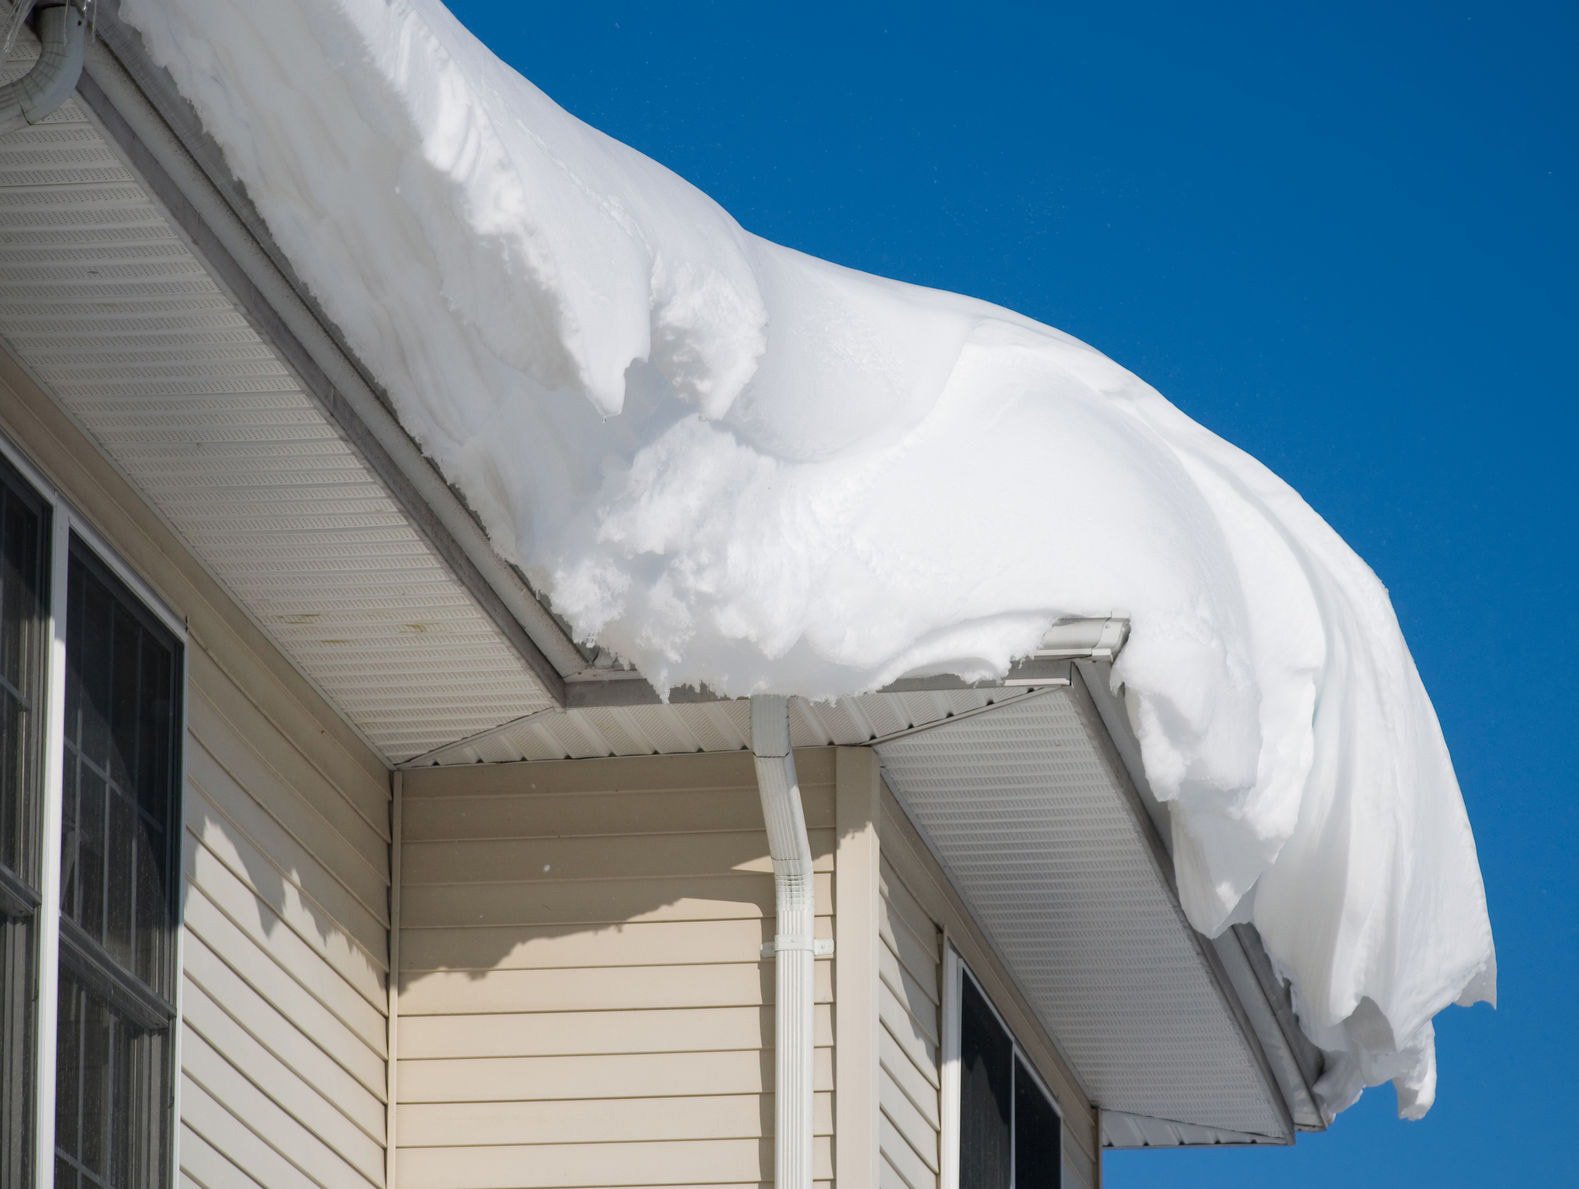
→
(0, 65, 554, 759)
(876, 689, 1287, 1138)
(411, 687, 1039, 766)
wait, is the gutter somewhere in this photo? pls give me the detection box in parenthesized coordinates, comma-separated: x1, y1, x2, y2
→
(0, 1, 87, 135)
(751, 696, 830, 1189)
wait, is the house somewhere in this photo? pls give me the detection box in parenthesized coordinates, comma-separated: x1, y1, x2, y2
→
(0, 3, 1490, 1188)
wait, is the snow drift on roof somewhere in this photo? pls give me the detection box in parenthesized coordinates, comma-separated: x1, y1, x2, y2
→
(121, 0, 1494, 1118)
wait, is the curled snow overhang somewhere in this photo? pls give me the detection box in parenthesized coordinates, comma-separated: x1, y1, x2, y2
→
(98, 0, 1492, 1120)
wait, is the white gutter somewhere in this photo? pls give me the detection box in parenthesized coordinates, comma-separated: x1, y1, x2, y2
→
(750, 695, 829, 1189)
(0, 2, 87, 135)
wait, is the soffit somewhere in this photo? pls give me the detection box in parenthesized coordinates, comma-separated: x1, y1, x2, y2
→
(0, 47, 555, 760)
(876, 687, 1291, 1142)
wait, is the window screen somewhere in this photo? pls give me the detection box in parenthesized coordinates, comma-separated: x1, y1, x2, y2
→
(1014, 1056, 1062, 1188)
(957, 970, 1063, 1188)
(960, 973, 1013, 1188)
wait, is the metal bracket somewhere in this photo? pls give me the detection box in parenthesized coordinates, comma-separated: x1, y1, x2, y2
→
(761, 938, 835, 958)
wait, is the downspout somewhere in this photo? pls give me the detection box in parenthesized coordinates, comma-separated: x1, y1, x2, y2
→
(751, 695, 828, 1189)
(0, 2, 88, 136)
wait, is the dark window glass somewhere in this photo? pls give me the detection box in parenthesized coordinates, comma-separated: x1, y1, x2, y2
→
(56, 540, 179, 1189)
(0, 455, 48, 1189)
(1, 912, 37, 1189)
(958, 971, 1063, 1189)
(1015, 1057, 1062, 1188)
(60, 544, 179, 997)
(960, 974, 1013, 1189)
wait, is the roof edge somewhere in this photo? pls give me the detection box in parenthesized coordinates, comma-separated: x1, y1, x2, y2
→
(77, 1, 588, 697)
(1073, 659, 1329, 1133)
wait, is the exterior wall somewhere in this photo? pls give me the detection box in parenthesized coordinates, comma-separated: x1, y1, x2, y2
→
(395, 750, 839, 1189)
(877, 853, 943, 1188)
(877, 784, 1100, 1189)
(1, 354, 392, 1186)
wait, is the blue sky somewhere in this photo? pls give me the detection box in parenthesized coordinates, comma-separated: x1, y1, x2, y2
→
(447, 2, 1573, 1182)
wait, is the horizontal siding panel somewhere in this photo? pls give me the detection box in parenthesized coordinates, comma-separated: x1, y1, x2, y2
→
(879, 851, 945, 1189)
(178, 1121, 260, 1189)
(402, 828, 836, 885)
(881, 1153, 914, 1189)
(401, 914, 831, 973)
(878, 897, 940, 998)
(878, 860, 936, 952)
(400, 1046, 835, 1104)
(398, 1091, 834, 1147)
(183, 934, 385, 1122)
(189, 691, 388, 901)
(183, 1029, 375, 1187)
(880, 935, 940, 1018)
(188, 735, 387, 932)
(400, 1004, 834, 1059)
(879, 1085, 941, 1175)
(881, 1021, 942, 1122)
(185, 788, 386, 982)
(402, 783, 835, 840)
(400, 959, 832, 1016)
(394, 752, 857, 1186)
(879, 1112, 937, 1189)
(401, 749, 833, 799)
(399, 871, 832, 929)
(184, 835, 386, 1011)
(397, 1136, 833, 1189)
(189, 649, 388, 841)
(182, 981, 384, 1179)
(180, 1076, 304, 1189)
(1066, 1139, 1097, 1189)
(880, 974, 940, 1077)
(183, 882, 387, 1058)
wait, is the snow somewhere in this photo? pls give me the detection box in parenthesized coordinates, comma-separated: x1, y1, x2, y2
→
(121, 0, 1494, 1120)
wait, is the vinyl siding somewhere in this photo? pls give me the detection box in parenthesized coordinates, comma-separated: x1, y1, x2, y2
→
(877, 856, 942, 1188)
(181, 651, 390, 1187)
(396, 750, 838, 1189)
(1, 355, 392, 1187)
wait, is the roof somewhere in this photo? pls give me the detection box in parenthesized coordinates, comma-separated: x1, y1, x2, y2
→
(0, 0, 1490, 1135)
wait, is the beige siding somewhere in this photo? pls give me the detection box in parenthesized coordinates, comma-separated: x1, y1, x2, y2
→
(182, 655, 390, 1187)
(1, 356, 392, 1187)
(397, 750, 838, 1189)
(878, 856, 942, 1188)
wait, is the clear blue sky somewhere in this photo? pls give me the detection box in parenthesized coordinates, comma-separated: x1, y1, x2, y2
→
(448, 2, 1573, 1182)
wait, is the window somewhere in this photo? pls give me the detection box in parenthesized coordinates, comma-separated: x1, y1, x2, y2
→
(944, 950, 1062, 1189)
(0, 446, 183, 1189)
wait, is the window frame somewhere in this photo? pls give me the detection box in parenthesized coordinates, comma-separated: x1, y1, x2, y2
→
(940, 943, 1065, 1189)
(0, 431, 186, 1189)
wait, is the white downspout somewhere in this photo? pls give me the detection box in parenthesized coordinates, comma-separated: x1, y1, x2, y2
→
(0, 2, 88, 136)
(751, 695, 827, 1189)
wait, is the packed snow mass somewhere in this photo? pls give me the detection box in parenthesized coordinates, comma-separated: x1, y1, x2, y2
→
(121, 0, 1494, 1118)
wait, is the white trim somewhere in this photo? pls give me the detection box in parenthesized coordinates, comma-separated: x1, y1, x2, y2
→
(32, 499, 69, 1189)
(946, 945, 1066, 1188)
(940, 939, 963, 1189)
(386, 768, 403, 1189)
(166, 639, 189, 1188)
